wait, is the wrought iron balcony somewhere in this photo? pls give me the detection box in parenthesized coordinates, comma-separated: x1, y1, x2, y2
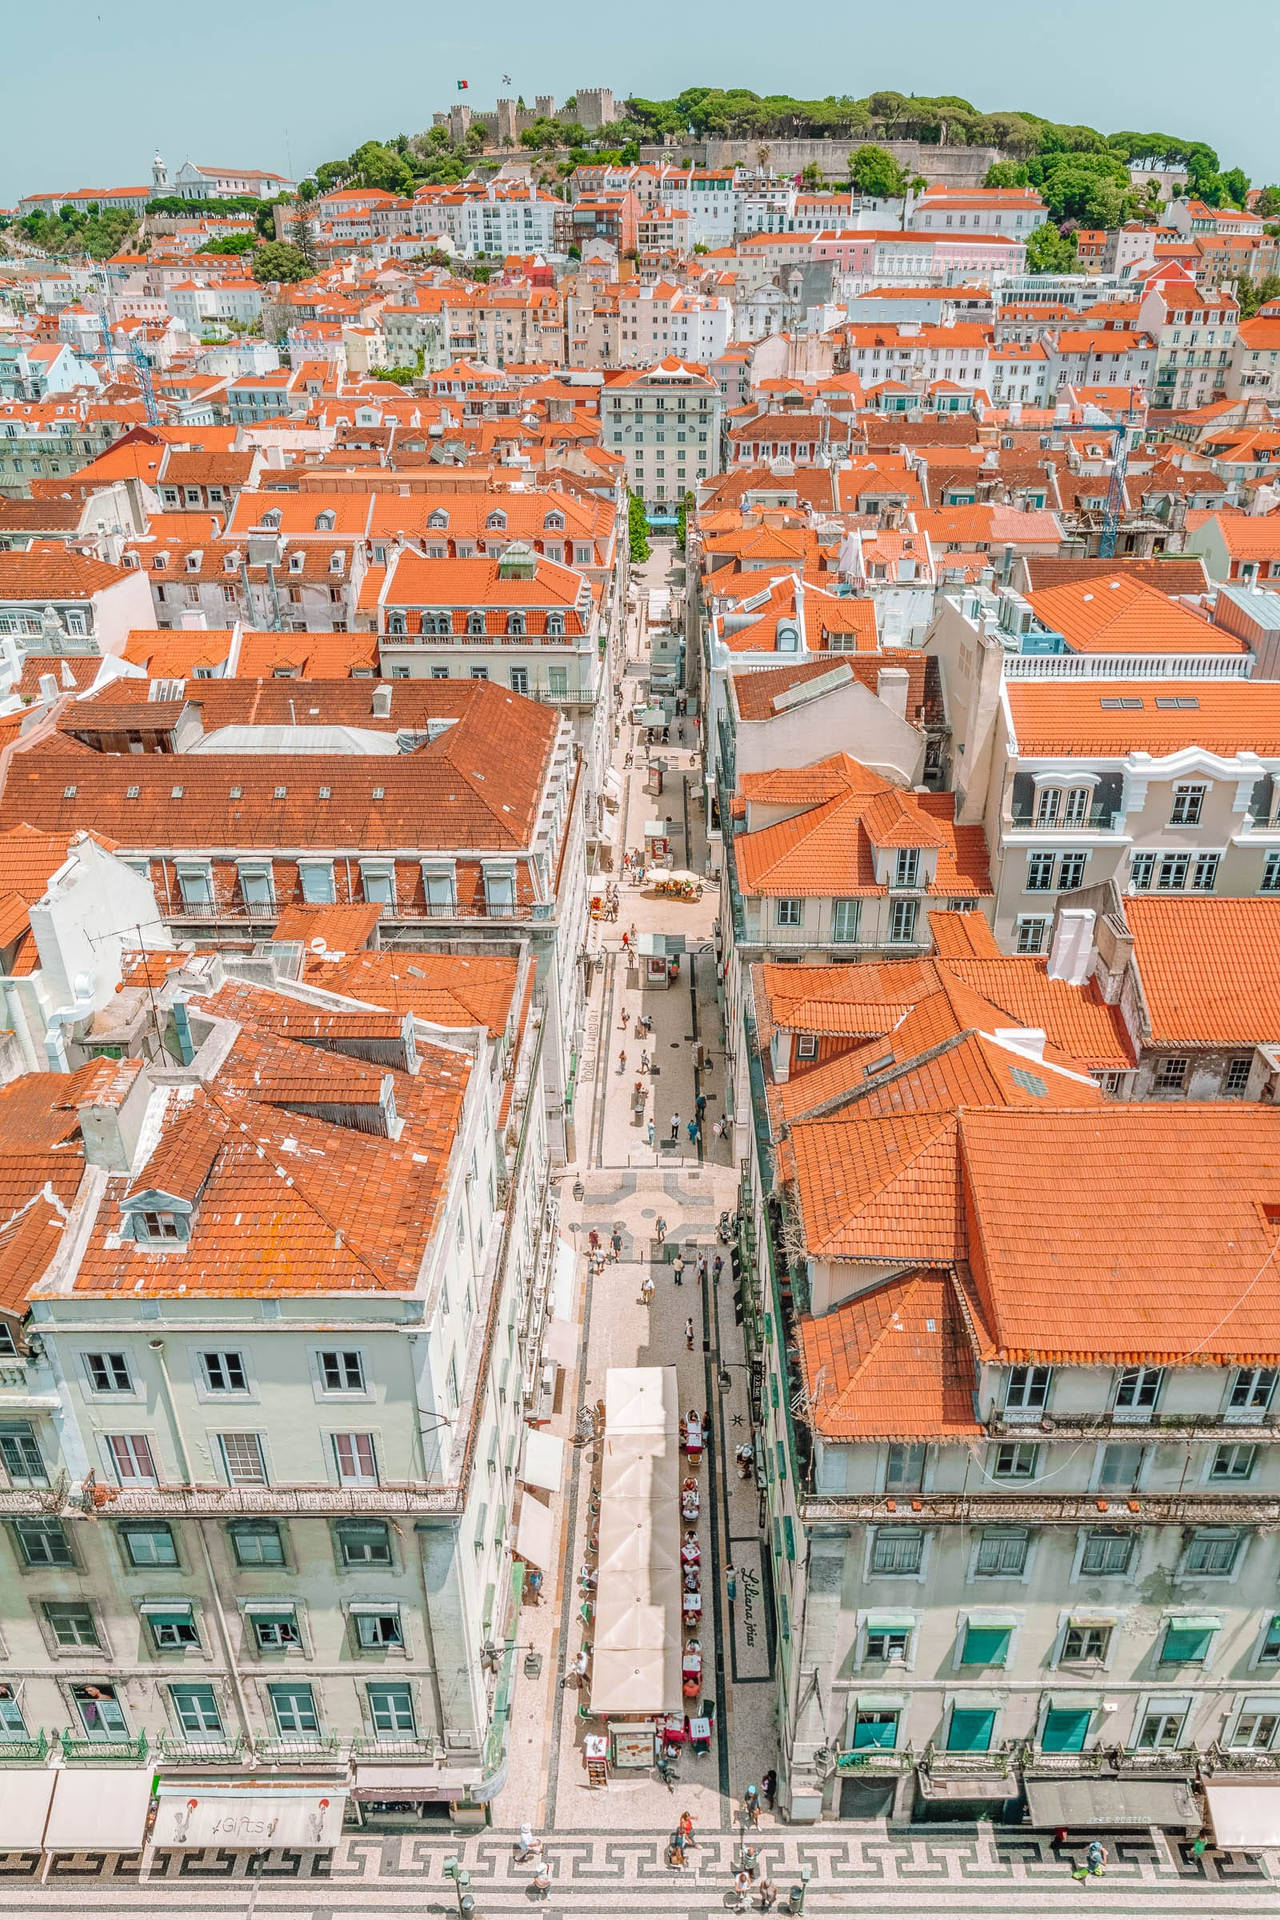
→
(59, 1729, 149, 1764)
(0, 1730, 50, 1765)
(256, 1731, 341, 1762)
(154, 1732, 247, 1765)
(350, 1734, 446, 1761)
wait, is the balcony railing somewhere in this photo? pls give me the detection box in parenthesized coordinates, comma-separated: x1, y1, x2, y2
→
(0, 1730, 50, 1764)
(256, 1731, 341, 1762)
(350, 1734, 446, 1761)
(60, 1729, 149, 1764)
(802, 1489, 1280, 1527)
(1008, 805, 1123, 831)
(154, 1731, 248, 1764)
(167, 898, 548, 925)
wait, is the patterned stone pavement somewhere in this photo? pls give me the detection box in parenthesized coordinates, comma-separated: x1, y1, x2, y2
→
(0, 1827, 1275, 1916)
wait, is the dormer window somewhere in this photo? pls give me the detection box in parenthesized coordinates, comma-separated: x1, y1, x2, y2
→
(185, 552, 202, 572)
(388, 611, 406, 636)
(547, 612, 564, 638)
(486, 510, 507, 531)
(468, 610, 485, 635)
(289, 552, 304, 574)
(507, 612, 525, 637)
(893, 848, 921, 889)
(424, 611, 450, 634)
(260, 509, 282, 530)
(151, 554, 169, 571)
(543, 510, 565, 530)
(223, 555, 237, 575)
(427, 509, 449, 530)
(314, 510, 335, 532)
(140, 1210, 182, 1244)
(328, 552, 345, 574)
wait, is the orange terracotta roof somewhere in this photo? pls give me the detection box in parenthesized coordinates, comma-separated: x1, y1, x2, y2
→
(1006, 679, 1280, 757)
(1025, 574, 1235, 655)
(798, 1269, 983, 1440)
(298, 949, 519, 1038)
(271, 902, 382, 952)
(1125, 897, 1280, 1046)
(961, 1106, 1280, 1364)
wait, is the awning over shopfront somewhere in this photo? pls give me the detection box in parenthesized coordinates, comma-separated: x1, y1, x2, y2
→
(0, 1768, 56, 1849)
(43, 1768, 154, 1852)
(1204, 1779, 1280, 1849)
(542, 1317, 579, 1367)
(514, 1493, 557, 1570)
(152, 1781, 348, 1849)
(520, 1428, 565, 1494)
(1024, 1775, 1201, 1831)
(351, 1765, 479, 1804)
(917, 1770, 1019, 1801)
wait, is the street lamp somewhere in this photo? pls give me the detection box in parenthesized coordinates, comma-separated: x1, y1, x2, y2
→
(444, 1855, 477, 1919)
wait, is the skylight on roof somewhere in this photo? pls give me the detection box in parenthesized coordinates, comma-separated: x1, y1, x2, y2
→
(1009, 1066, 1048, 1098)
(273, 786, 286, 799)
(229, 786, 242, 799)
(1100, 696, 1144, 709)
(1155, 696, 1199, 709)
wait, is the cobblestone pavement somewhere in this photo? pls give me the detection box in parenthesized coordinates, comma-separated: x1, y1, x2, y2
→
(0, 1828, 1275, 1916)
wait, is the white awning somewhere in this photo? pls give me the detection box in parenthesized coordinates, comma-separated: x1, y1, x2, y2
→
(590, 1645, 680, 1714)
(1205, 1779, 1280, 1849)
(520, 1428, 565, 1494)
(351, 1765, 477, 1803)
(152, 1782, 348, 1849)
(603, 769, 623, 801)
(542, 1317, 579, 1367)
(551, 1237, 577, 1321)
(515, 1494, 556, 1570)
(605, 1366, 679, 1436)
(0, 1768, 56, 1848)
(43, 1768, 153, 1852)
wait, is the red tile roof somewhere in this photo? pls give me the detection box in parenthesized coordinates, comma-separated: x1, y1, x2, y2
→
(1125, 897, 1280, 1046)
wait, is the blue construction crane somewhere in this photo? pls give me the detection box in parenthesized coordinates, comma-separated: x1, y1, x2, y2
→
(129, 340, 161, 426)
(1097, 403, 1139, 561)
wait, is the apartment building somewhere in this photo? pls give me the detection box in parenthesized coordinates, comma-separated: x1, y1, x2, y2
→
(0, 937, 551, 1831)
(617, 285, 733, 369)
(0, 546, 154, 656)
(602, 358, 722, 511)
(927, 576, 1280, 950)
(0, 677, 589, 1160)
(713, 936, 1280, 1832)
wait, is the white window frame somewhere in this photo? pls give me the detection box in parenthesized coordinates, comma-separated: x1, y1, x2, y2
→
(313, 1349, 369, 1399)
(865, 1527, 928, 1582)
(217, 1431, 269, 1487)
(1073, 1527, 1137, 1580)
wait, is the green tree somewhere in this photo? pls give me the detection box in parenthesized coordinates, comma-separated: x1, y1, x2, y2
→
(1256, 186, 1280, 218)
(205, 232, 258, 255)
(675, 489, 694, 551)
(848, 144, 907, 198)
(1025, 222, 1078, 272)
(290, 213, 320, 273)
(800, 162, 825, 189)
(628, 491, 651, 565)
(984, 160, 1025, 188)
(251, 241, 311, 283)
(297, 177, 318, 203)
(1237, 273, 1280, 319)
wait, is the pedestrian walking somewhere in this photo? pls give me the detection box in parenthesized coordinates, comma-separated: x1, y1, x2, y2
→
(588, 1229, 600, 1255)
(761, 1769, 777, 1812)
(677, 1810, 694, 1845)
(619, 1008, 630, 1030)
(610, 1229, 623, 1260)
(695, 1092, 707, 1118)
(726, 1564, 737, 1604)
(655, 1215, 668, 1244)
(646, 1118, 655, 1147)
(640, 1271, 655, 1305)
(758, 1877, 777, 1911)
(744, 1785, 761, 1829)
(532, 1864, 551, 1900)
(715, 1115, 729, 1140)
(672, 1253, 685, 1286)
(696, 1254, 708, 1285)
(640, 1049, 649, 1072)
(685, 1317, 695, 1351)
(517, 1822, 543, 1861)
(733, 1870, 752, 1912)
(687, 1117, 701, 1146)
(713, 1255, 724, 1284)
(1072, 1839, 1108, 1881)
(670, 1113, 681, 1142)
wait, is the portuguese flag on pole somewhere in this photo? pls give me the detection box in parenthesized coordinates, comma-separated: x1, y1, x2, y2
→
(457, 79, 469, 90)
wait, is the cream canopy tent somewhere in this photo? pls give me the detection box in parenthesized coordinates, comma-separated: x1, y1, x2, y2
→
(589, 1366, 683, 1716)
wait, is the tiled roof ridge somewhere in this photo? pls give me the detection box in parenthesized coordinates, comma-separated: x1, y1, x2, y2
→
(820, 1268, 930, 1410)
(792, 1111, 958, 1255)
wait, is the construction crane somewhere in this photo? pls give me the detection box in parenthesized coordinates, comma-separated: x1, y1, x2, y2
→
(1097, 420, 1130, 561)
(129, 339, 161, 426)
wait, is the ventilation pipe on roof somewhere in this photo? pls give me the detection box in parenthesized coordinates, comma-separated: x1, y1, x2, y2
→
(371, 684, 393, 719)
(1046, 906, 1096, 987)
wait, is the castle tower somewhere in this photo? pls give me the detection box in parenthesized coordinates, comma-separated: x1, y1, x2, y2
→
(151, 151, 170, 190)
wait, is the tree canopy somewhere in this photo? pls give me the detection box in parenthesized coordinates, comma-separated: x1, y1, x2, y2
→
(251, 241, 312, 284)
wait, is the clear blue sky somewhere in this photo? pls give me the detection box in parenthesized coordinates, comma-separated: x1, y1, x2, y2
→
(5, 0, 1276, 202)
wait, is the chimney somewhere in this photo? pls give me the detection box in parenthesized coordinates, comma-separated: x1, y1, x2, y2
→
(876, 666, 910, 722)
(38, 673, 59, 704)
(371, 685, 393, 719)
(1046, 907, 1096, 986)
